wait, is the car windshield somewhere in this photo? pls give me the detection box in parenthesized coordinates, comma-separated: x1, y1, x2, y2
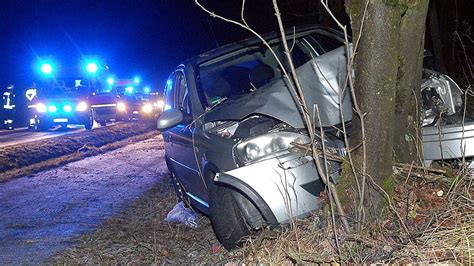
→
(198, 31, 343, 107)
(39, 77, 90, 98)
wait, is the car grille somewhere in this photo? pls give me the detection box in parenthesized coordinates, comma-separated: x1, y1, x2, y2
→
(94, 107, 116, 116)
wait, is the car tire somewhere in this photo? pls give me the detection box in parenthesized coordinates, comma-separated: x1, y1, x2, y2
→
(99, 120, 107, 127)
(209, 180, 252, 250)
(84, 111, 94, 130)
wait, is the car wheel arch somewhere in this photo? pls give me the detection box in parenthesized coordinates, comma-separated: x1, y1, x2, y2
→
(202, 160, 278, 228)
(214, 172, 279, 227)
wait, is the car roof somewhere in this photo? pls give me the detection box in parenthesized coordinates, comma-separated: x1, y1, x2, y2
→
(183, 24, 343, 66)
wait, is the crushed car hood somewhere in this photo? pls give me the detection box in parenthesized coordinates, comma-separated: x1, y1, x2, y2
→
(203, 46, 353, 129)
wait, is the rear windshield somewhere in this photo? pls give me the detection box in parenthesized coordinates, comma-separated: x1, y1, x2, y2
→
(198, 31, 344, 107)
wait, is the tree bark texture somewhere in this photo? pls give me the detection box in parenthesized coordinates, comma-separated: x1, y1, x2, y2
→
(344, 0, 429, 216)
(394, 1, 429, 164)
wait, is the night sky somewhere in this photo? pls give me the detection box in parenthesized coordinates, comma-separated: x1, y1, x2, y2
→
(0, 0, 320, 92)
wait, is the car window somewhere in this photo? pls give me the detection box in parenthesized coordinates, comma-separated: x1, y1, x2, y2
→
(163, 73, 176, 111)
(197, 31, 344, 108)
(175, 71, 192, 117)
(39, 77, 91, 98)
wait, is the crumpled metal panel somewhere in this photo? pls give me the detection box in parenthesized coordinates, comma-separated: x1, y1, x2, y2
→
(421, 69, 473, 162)
(421, 69, 463, 121)
(203, 46, 352, 128)
(422, 122, 474, 161)
(215, 153, 323, 224)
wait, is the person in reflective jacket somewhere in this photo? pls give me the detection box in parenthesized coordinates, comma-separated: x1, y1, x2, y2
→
(2, 85, 15, 130)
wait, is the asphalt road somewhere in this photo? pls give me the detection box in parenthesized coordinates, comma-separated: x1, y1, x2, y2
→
(0, 135, 166, 264)
(0, 122, 119, 147)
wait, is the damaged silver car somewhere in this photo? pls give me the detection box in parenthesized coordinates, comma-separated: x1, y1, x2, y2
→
(421, 69, 474, 168)
(157, 25, 470, 250)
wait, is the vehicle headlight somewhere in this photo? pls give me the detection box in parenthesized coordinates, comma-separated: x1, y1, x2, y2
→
(76, 101, 88, 112)
(63, 104, 73, 113)
(154, 100, 165, 109)
(142, 103, 153, 113)
(36, 103, 47, 113)
(234, 132, 310, 164)
(117, 102, 126, 112)
(47, 105, 57, 113)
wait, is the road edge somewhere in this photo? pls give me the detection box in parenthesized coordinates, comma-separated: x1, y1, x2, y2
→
(0, 130, 161, 182)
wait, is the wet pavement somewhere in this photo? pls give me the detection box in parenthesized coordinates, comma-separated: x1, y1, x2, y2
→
(0, 135, 166, 264)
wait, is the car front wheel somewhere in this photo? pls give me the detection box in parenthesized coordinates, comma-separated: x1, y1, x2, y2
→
(209, 180, 253, 250)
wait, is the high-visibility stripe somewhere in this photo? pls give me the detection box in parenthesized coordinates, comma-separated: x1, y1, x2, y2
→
(91, 103, 116, 108)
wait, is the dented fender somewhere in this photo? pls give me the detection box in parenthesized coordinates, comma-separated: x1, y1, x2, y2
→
(215, 153, 324, 224)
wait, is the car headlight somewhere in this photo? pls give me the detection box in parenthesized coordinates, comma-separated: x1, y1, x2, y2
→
(142, 103, 153, 113)
(63, 104, 73, 113)
(234, 132, 310, 164)
(47, 105, 57, 113)
(36, 103, 47, 113)
(117, 102, 126, 112)
(154, 100, 165, 109)
(76, 101, 88, 112)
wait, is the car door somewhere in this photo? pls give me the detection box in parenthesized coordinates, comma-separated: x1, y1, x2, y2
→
(165, 69, 206, 202)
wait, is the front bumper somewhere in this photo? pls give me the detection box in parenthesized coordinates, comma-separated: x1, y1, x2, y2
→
(31, 111, 89, 126)
(422, 122, 474, 164)
(91, 104, 117, 121)
(215, 152, 324, 225)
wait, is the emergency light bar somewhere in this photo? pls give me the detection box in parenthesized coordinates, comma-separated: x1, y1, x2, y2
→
(40, 63, 53, 75)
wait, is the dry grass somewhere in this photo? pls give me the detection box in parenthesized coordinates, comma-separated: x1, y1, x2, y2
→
(49, 175, 240, 264)
(0, 122, 156, 182)
(46, 164, 472, 264)
(238, 166, 473, 264)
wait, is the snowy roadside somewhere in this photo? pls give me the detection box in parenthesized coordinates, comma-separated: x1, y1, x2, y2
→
(0, 122, 156, 182)
(0, 135, 168, 264)
(49, 175, 235, 264)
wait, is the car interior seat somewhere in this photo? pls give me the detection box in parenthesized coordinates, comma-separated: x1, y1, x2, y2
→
(249, 63, 275, 88)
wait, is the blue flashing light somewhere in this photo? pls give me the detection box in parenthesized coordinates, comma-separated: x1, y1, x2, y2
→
(107, 77, 114, 85)
(144, 86, 151, 94)
(40, 63, 53, 75)
(125, 86, 134, 94)
(63, 105, 72, 113)
(48, 105, 57, 113)
(85, 62, 98, 74)
(134, 77, 140, 84)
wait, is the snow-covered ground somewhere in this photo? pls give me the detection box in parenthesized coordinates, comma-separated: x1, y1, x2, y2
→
(0, 135, 167, 264)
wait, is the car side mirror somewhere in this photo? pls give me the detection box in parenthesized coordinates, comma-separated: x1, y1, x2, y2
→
(157, 109, 183, 130)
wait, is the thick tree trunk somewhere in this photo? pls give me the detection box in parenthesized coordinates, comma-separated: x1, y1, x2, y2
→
(347, 0, 401, 214)
(343, 0, 430, 221)
(394, 1, 429, 164)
